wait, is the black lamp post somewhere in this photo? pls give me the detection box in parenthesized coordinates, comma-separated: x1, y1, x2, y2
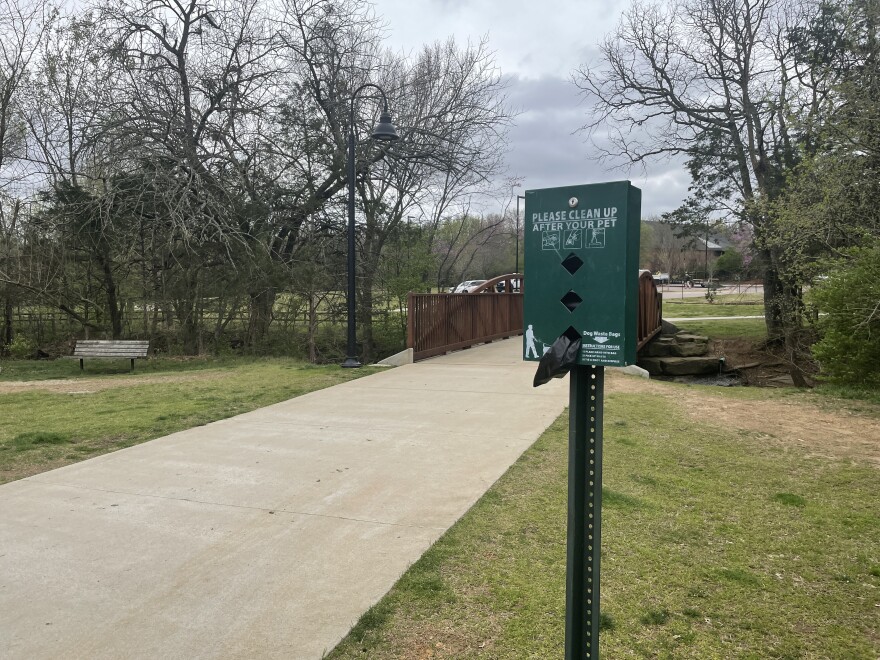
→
(342, 84, 399, 368)
(515, 193, 525, 273)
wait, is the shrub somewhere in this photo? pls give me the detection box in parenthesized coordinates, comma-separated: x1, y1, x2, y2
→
(809, 241, 880, 385)
(5, 335, 36, 359)
(714, 248, 743, 277)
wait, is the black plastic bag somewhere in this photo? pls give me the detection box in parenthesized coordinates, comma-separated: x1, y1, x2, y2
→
(533, 334, 582, 387)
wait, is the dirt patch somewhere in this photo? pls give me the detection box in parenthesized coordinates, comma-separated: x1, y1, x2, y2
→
(0, 371, 224, 395)
(607, 371, 880, 468)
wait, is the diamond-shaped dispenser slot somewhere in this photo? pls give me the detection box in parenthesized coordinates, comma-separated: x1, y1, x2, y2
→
(563, 326, 581, 342)
(560, 290, 583, 312)
(561, 252, 584, 275)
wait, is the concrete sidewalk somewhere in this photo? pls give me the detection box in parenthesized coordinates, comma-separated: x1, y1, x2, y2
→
(0, 338, 566, 659)
(665, 315, 764, 322)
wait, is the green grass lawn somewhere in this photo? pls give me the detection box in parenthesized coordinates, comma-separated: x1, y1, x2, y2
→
(674, 318, 767, 340)
(327, 388, 879, 659)
(0, 353, 267, 381)
(661, 292, 764, 305)
(664, 301, 764, 318)
(0, 357, 379, 484)
(714, 292, 764, 303)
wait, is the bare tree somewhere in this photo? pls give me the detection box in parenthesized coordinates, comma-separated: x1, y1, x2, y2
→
(0, 0, 55, 350)
(574, 0, 836, 354)
(352, 37, 512, 359)
(0, 0, 515, 358)
(94, 0, 284, 350)
(22, 10, 112, 187)
(0, 0, 53, 183)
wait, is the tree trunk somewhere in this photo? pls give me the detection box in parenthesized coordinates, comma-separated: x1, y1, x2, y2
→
(357, 281, 375, 364)
(308, 293, 318, 363)
(180, 316, 199, 355)
(174, 268, 202, 355)
(357, 243, 385, 364)
(247, 287, 276, 349)
(196, 294, 205, 355)
(141, 222, 149, 336)
(357, 220, 388, 364)
(762, 249, 809, 386)
(784, 329, 809, 388)
(175, 297, 199, 355)
(99, 255, 123, 339)
(2, 298, 12, 352)
(762, 261, 785, 341)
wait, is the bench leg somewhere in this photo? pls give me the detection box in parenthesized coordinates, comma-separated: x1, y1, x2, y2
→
(130, 358, 134, 372)
(79, 358, 83, 371)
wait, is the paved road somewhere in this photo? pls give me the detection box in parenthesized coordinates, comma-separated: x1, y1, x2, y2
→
(0, 339, 566, 659)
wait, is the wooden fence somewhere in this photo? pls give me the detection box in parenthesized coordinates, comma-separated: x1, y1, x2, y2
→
(407, 271, 663, 362)
(3, 291, 403, 344)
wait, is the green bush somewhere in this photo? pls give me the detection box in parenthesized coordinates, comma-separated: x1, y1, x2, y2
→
(714, 247, 743, 277)
(809, 241, 880, 385)
(5, 335, 36, 359)
(370, 315, 406, 360)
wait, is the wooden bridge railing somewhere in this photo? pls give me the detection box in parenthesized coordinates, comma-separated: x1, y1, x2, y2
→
(407, 275, 523, 361)
(637, 269, 663, 350)
(407, 271, 662, 362)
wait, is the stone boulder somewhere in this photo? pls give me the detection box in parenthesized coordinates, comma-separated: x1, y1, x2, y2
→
(640, 332, 710, 358)
(676, 338, 708, 357)
(657, 356, 721, 376)
(637, 357, 665, 376)
(661, 319, 681, 336)
(641, 336, 678, 357)
(675, 333, 709, 344)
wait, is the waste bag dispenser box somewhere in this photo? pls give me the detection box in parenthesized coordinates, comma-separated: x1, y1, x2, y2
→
(523, 181, 641, 367)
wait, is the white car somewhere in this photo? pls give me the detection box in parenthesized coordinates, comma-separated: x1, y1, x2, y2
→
(452, 279, 487, 293)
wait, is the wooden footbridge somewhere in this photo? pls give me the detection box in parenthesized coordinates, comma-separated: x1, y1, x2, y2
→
(406, 271, 662, 362)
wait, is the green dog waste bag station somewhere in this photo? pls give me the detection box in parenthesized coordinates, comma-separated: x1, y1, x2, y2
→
(524, 181, 641, 659)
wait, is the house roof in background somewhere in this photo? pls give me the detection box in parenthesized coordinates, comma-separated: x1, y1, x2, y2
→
(697, 236, 732, 250)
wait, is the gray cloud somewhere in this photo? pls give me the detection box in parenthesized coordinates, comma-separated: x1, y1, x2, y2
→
(504, 74, 688, 216)
(374, 0, 690, 216)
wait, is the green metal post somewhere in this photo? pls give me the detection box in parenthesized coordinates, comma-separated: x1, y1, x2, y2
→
(566, 364, 604, 659)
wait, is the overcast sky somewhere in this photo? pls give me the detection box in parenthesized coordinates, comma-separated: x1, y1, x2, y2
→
(372, 0, 689, 217)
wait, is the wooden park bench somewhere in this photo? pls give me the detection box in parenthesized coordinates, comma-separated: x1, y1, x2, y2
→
(71, 340, 150, 372)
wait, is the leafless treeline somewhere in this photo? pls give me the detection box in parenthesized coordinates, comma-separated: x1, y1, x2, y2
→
(0, 0, 513, 360)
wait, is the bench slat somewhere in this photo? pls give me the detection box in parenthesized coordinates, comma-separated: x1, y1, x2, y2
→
(75, 345, 150, 349)
(74, 345, 149, 349)
(73, 349, 149, 354)
(76, 347, 147, 355)
(66, 354, 147, 358)
(73, 346, 149, 351)
(73, 352, 149, 357)
(75, 342, 149, 346)
(75, 348, 148, 352)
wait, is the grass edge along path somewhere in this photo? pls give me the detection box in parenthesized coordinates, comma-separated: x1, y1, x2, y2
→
(327, 387, 879, 659)
(0, 358, 380, 484)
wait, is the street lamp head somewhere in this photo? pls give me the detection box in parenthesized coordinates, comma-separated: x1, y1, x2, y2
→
(371, 110, 399, 142)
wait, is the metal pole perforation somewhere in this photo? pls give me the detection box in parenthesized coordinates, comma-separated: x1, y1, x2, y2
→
(566, 365, 604, 659)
